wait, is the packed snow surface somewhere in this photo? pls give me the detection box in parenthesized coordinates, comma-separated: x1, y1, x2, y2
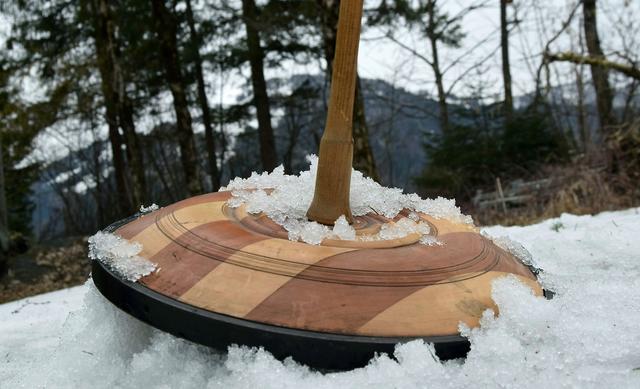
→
(223, 156, 470, 244)
(88, 232, 156, 282)
(2, 209, 640, 388)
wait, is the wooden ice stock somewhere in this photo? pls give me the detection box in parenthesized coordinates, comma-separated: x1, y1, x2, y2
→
(306, 0, 364, 225)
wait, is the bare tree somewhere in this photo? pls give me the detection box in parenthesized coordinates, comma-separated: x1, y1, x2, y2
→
(425, 0, 450, 133)
(582, 0, 615, 129)
(150, 0, 203, 195)
(185, 0, 221, 191)
(381, 1, 487, 134)
(0, 136, 8, 276)
(500, 0, 513, 121)
(90, 0, 135, 215)
(241, 0, 278, 172)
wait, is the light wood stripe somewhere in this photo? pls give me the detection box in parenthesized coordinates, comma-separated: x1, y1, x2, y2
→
(140, 220, 268, 297)
(179, 239, 355, 318)
(116, 191, 231, 239)
(356, 271, 543, 337)
(128, 201, 228, 259)
(420, 214, 477, 235)
(244, 232, 498, 333)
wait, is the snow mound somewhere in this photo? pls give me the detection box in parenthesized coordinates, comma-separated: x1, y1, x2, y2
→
(223, 155, 471, 244)
(3, 208, 640, 388)
(88, 232, 156, 282)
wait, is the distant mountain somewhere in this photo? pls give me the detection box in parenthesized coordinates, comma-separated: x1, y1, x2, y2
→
(29, 75, 509, 239)
(270, 75, 443, 190)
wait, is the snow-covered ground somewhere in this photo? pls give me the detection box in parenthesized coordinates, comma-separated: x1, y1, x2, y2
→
(2, 208, 640, 388)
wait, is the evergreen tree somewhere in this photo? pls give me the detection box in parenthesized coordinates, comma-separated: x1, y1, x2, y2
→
(150, 0, 203, 195)
(86, 0, 147, 214)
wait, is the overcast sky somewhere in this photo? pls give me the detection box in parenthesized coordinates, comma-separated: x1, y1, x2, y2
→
(3, 0, 639, 165)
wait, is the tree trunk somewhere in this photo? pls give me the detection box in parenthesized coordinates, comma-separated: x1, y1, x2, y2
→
(0, 137, 9, 277)
(241, 0, 278, 172)
(317, 0, 339, 73)
(575, 64, 590, 151)
(318, 0, 378, 180)
(426, 0, 449, 133)
(88, 112, 105, 228)
(150, 0, 203, 195)
(352, 77, 378, 180)
(185, 0, 220, 191)
(500, 0, 513, 121)
(582, 0, 615, 130)
(118, 96, 147, 205)
(97, 0, 147, 207)
(90, 0, 135, 216)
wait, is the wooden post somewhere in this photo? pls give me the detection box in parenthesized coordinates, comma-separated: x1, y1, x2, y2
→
(306, 0, 364, 225)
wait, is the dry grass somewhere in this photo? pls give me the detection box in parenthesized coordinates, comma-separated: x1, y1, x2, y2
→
(473, 121, 640, 227)
(0, 237, 90, 304)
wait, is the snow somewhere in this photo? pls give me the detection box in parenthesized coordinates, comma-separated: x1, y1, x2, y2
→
(419, 235, 443, 247)
(484, 234, 539, 271)
(223, 155, 471, 245)
(378, 218, 430, 240)
(139, 203, 159, 213)
(88, 232, 156, 282)
(332, 216, 356, 241)
(2, 208, 640, 388)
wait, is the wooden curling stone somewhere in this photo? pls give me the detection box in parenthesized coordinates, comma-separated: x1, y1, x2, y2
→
(92, 191, 544, 370)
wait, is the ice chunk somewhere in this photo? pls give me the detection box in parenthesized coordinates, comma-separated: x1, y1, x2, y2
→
(410, 195, 474, 225)
(419, 235, 443, 246)
(88, 232, 156, 282)
(379, 218, 431, 240)
(484, 233, 538, 269)
(139, 203, 159, 213)
(223, 155, 473, 245)
(333, 215, 356, 240)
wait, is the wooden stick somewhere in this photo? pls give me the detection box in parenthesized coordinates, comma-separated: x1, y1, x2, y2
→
(306, 0, 364, 225)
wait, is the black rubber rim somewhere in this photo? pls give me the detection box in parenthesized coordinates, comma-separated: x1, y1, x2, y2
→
(91, 259, 470, 370)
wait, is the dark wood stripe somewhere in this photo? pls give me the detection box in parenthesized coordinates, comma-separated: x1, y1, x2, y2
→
(245, 280, 423, 334)
(245, 232, 489, 333)
(140, 219, 266, 297)
(275, 232, 494, 286)
(245, 232, 536, 333)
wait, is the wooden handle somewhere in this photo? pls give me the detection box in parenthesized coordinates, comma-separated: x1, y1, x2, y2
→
(323, 0, 363, 141)
(306, 0, 364, 225)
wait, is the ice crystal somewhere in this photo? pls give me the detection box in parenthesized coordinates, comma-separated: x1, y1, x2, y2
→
(88, 232, 156, 282)
(223, 155, 471, 244)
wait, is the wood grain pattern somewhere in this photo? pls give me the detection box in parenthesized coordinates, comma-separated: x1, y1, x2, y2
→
(356, 271, 542, 336)
(114, 193, 543, 338)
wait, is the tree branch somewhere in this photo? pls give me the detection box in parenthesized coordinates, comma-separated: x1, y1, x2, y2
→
(385, 33, 433, 66)
(545, 52, 640, 81)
